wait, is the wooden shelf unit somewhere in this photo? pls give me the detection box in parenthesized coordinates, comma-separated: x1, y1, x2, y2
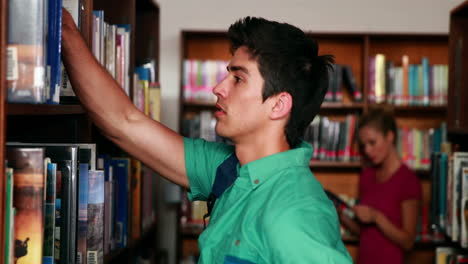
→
(0, 0, 161, 263)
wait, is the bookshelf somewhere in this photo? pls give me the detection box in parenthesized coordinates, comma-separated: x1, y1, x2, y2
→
(178, 30, 449, 263)
(0, 0, 7, 260)
(0, 0, 160, 263)
(448, 0, 468, 136)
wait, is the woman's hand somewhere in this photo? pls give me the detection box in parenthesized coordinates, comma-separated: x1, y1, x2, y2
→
(353, 205, 380, 224)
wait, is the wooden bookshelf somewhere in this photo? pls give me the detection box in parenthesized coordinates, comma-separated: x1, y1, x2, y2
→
(448, 0, 468, 135)
(0, 0, 7, 260)
(0, 0, 161, 263)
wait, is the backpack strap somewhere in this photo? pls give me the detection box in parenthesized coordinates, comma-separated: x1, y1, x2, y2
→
(203, 153, 239, 228)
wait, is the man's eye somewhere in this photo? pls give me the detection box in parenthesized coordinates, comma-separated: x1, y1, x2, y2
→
(234, 76, 241, 83)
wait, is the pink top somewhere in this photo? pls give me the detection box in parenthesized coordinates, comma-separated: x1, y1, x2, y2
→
(358, 164, 422, 264)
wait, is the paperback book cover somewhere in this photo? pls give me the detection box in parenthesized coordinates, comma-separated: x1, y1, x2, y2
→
(77, 163, 90, 264)
(87, 170, 105, 264)
(7, 0, 46, 103)
(6, 147, 45, 263)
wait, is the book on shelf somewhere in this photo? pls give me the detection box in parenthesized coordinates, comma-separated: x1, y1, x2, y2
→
(87, 170, 105, 264)
(43, 162, 57, 264)
(368, 54, 448, 106)
(4, 167, 15, 264)
(183, 59, 229, 104)
(7, 0, 47, 103)
(110, 158, 131, 249)
(304, 114, 360, 163)
(461, 167, 468, 248)
(131, 159, 142, 241)
(46, 0, 63, 104)
(342, 65, 362, 102)
(60, 0, 81, 103)
(8, 143, 80, 264)
(77, 163, 90, 264)
(6, 147, 45, 263)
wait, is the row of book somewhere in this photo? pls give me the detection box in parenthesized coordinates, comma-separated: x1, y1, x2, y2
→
(91, 10, 132, 97)
(134, 65, 161, 120)
(182, 59, 229, 104)
(4, 144, 158, 264)
(369, 54, 449, 106)
(182, 111, 228, 143)
(305, 115, 360, 162)
(396, 123, 447, 170)
(436, 247, 468, 264)
(324, 64, 362, 103)
(304, 114, 446, 169)
(6, 0, 66, 104)
(430, 149, 468, 249)
(6, 0, 137, 104)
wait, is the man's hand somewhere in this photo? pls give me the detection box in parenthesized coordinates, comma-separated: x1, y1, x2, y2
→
(61, 8, 79, 37)
(353, 205, 380, 224)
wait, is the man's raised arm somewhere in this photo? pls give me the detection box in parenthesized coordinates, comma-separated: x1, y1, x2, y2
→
(61, 9, 189, 188)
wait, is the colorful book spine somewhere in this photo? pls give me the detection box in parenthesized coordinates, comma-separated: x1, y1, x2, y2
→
(77, 163, 90, 264)
(43, 162, 57, 264)
(87, 170, 105, 264)
(7, 147, 45, 263)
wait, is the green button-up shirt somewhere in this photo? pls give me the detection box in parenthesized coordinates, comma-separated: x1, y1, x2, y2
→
(184, 138, 352, 263)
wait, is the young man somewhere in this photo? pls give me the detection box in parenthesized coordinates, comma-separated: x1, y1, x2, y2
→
(62, 11, 352, 263)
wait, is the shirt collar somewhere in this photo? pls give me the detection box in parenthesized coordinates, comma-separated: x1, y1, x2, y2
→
(238, 141, 313, 190)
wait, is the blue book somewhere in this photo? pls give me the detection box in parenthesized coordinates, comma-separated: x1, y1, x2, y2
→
(110, 158, 130, 249)
(77, 163, 89, 264)
(46, 0, 62, 104)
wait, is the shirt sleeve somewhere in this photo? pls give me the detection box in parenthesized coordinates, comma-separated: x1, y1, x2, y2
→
(400, 167, 423, 202)
(184, 137, 234, 201)
(263, 198, 353, 263)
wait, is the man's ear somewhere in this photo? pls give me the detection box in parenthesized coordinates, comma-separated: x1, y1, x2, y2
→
(270, 92, 292, 120)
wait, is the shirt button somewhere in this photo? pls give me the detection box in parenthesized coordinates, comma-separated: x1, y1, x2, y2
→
(254, 179, 259, 184)
(235, 240, 240, 246)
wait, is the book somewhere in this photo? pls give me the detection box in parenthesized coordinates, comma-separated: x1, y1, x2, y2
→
(87, 170, 105, 264)
(77, 163, 90, 264)
(4, 167, 15, 264)
(342, 65, 362, 102)
(6, 0, 46, 103)
(461, 167, 468, 248)
(97, 154, 114, 253)
(43, 162, 57, 264)
(110, 158, 131, 248)
(46, 0, 63, 104)
(131, 159, 142, 241)
(6, 147, 45, 263)
(60, 0, 81, 103)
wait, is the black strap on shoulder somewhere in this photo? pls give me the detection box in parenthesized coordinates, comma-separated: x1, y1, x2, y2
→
(203, 153, 239, 228)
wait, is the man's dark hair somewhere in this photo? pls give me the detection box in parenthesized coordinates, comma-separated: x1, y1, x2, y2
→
(228, 17, 334, 147)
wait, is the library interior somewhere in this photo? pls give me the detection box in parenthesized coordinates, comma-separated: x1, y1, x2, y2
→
(1, 0, 468, 263)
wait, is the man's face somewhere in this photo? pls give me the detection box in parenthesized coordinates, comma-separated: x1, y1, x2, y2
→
(212, 46, 269, 143)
